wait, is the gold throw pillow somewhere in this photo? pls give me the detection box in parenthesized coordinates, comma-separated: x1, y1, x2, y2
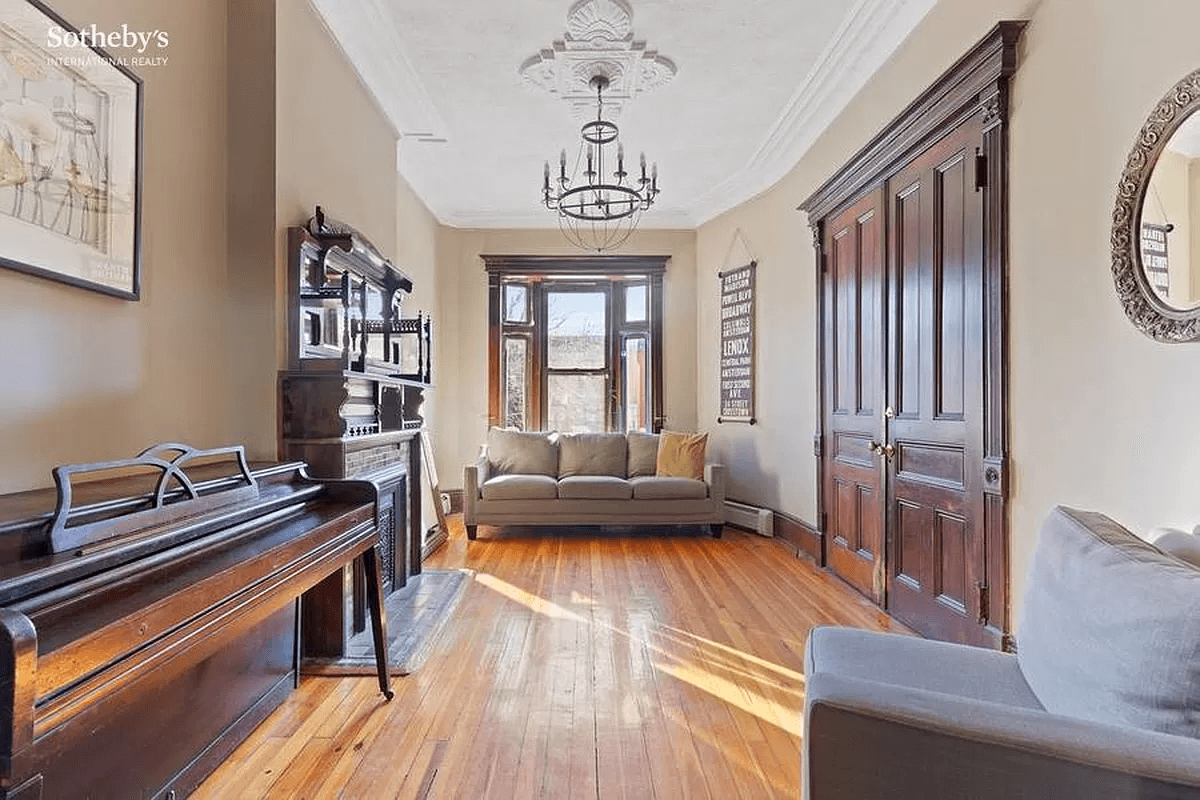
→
(655, 431, 707, 479)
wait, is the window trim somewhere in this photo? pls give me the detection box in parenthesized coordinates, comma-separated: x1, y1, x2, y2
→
(484, 255, 667, 432)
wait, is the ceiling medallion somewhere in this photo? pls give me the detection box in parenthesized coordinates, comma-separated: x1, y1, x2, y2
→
(528, 0, 671, 251)
(519, 0, 677, 118)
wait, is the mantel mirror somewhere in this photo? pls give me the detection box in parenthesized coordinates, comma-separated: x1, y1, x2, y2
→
(1112, 68, 1200, 341)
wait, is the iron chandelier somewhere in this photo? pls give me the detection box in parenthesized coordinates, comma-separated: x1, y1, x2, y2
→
(542, 74, 659, 252)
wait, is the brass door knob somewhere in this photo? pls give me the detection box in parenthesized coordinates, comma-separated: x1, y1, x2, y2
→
(867, 440, 881, 454)
(881, 443, 896, 460)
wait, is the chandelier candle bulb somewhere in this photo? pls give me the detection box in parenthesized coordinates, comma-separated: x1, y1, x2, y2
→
(560, 149, 567, 182)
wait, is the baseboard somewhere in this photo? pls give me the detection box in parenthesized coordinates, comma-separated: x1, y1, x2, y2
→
(423, 525, 448, 559)
(773, 510, 822, 563)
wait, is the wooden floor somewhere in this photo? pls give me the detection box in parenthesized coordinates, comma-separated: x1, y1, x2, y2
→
(194, 519, 907, 799)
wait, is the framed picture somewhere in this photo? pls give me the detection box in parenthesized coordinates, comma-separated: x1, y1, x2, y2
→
(0, 0, 143, 299)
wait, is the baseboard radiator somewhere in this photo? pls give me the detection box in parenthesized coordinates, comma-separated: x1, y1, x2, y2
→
(724, 500, 774, 537)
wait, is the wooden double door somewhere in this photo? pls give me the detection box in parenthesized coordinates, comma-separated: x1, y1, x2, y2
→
(820, 118, 998, 646)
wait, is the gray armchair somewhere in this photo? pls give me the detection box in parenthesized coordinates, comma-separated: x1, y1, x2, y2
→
(803, 506, 1200, 799)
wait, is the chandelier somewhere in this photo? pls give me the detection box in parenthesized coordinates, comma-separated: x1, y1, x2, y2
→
(542, 74, 659, 252)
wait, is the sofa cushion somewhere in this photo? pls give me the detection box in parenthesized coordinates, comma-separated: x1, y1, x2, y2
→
(627, 431, 660, 477)
(630, 476, 707, 500)
(1017, 506, 1200, 738)
(559, 433, 627, 478)
(656, 431, 707, 480)
(557, 475, 633, 500)
(487, 428, 558, 476)
(480, 474, 558, 501)
(804, 626, 1044, 710)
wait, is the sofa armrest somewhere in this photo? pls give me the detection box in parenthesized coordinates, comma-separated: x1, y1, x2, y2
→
(704, 463, 725, 504)
(463, 453, 490, 523)
(804, 671, 1200, 800)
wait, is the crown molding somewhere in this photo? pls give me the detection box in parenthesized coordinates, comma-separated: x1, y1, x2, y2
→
(310, 0, 446, 140)
(439, 207, 698, 230)
(687, 0, 936, 226)
(314, 0, 934, 231)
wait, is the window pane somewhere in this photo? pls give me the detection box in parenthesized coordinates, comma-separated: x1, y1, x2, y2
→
(547, 291, 606, 369)
(623, 336, 647, 431)
(625, 284, 647, 322)
(547, 374, 606, 433)
(503, 283, 528, 323)
(503, 337, 527, 429)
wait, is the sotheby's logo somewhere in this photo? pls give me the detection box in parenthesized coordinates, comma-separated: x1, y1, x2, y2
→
(45, 24, 170, 68)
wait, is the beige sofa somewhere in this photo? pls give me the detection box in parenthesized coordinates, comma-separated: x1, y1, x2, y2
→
(463, 429, 724, 540)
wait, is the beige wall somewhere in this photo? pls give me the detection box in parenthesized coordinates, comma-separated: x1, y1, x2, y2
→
(0, 0, 229, 492)
(433, 228, 697, 487)
(0, 0, 411, 491)
(696, 0, 1200, 622)
(1007, 0, 1200, 616)
(395, 173, 441, 525)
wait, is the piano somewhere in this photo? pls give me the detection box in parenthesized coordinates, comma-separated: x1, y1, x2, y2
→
(0, 444, 393, 799)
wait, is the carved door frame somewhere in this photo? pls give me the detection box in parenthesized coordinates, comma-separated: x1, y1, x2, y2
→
(801, 22, 1024, 649)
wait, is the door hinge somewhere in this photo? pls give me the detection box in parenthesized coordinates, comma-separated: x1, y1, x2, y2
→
(820, 252, 829, 273)
(813, 433, 823, 457)
(977, 583, 989, 625)
(818, 511, 828, 534)
(974, 150, 988, 191)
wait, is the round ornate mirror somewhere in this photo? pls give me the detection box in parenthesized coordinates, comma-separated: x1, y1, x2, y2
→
(1112, 68, 1200, 341)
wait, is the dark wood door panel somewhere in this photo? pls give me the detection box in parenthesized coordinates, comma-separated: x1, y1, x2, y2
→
(885, 118, 986, 643)
(830, 477, 883, 600)
(823, 190, 886, 603)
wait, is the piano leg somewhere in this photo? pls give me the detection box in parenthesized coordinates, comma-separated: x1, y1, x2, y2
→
(361, 545, 394, 701)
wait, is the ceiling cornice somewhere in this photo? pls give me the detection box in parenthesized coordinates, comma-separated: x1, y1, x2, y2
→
(310, 0, 446, 140)
(312, 0, 935, 230)
(687, 0, 937, 225)
(439, 207, 698, 230)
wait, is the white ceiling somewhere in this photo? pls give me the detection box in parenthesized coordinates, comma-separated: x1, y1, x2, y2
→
(312, 0, 937, 229)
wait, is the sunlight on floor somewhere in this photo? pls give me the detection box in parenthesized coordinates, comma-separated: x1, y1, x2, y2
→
(473, 570, 807, 738)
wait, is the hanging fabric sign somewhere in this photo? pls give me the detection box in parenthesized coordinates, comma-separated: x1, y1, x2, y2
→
(718, 261, 756, 424)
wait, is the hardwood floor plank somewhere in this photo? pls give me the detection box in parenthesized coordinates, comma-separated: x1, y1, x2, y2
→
(196, 519, 910, 799)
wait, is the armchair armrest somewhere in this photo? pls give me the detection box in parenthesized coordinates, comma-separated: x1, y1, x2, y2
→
(704, 463, 725, 504)
(463, 452, 490, 524)
(804, 671, 1200, 800)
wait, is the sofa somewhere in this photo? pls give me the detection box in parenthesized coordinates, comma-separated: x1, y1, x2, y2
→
(463, 428, 724, 540)
(802, 505, 1200, 799)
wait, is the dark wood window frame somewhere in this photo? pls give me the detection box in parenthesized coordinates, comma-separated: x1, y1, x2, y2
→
(483, 255, 668, 432)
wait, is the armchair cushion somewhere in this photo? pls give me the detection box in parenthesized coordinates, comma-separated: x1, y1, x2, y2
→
(1017, 506, 1200, 738)
(804, 626, 1042, 710)
(559, 433, 627, 478)
(486, 428, 558, 477)
(804, 670, 1200, 800)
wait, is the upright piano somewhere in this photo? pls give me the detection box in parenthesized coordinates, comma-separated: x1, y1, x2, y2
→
(0, 444, 392, 799)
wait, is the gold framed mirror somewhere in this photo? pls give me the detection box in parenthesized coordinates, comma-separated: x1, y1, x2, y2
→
(1112, 68, 1200, 341)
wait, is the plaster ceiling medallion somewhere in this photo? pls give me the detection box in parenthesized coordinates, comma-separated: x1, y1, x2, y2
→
(519, 0, 677, 117)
